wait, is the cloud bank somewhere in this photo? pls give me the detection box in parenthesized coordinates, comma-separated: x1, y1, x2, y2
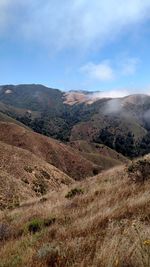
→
(80, 61, 115, 81)
(0, 0, 150, 51)
(91, 90, 131, 99)
(80, 57, 139, 81)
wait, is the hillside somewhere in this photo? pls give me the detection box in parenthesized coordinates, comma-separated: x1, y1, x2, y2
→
(69, 140, 129, 170)
(0, 122, 102, 180)
(0, 122, 130, 212)
(0, 111, 31, 129)
(0, 156, 150, 266)
(64, 91, 99, 105)
(0, 140, 72, 210)
(0, 84, 64, 112)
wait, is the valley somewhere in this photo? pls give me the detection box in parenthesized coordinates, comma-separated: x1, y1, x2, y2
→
(0, 85, 150, 267)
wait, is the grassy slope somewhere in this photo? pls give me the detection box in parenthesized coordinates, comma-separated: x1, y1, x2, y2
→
(0, 140, 72, 209)
(69, 140, 129, 170)
(0, 122, 100, 180)
(0, 158, 150, 267)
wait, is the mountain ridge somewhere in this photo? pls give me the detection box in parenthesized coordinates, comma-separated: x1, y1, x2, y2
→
(0, 84, 150, 159)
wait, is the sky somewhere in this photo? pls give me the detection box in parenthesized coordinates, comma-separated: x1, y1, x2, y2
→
(1, 0, 150, 93)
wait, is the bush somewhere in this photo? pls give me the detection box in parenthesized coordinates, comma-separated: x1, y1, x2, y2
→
(24, 217, 56, 234)
(38, 243, 59, 260)
(37, 243, 67, 267)
(127, 158, 150, 182)
(65, 188, 84, 198)
(32, 177, 48, 195)
(93, 168, 99, 175)
(25, 218, 43, 234)
(0, 222, 12, 241)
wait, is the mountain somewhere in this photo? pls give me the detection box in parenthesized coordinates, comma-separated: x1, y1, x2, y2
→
(0, 85, 150, 158)
(0, 154, 150, 266)
(0, 84, 150, 267)
(0, 84, 64, 112)
(70, 94, 150, 157)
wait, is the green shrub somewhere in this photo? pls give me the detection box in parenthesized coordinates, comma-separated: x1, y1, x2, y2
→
(25, 218, 43, 234)
(65, 188, 84, 198)
(24, 217, 56, 234)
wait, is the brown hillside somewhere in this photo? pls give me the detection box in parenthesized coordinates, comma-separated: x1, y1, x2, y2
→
(0, 157, 150, 266)
(0, 140, 72, 210)
(64, 91, 98, 105)
(69, 140, 129, 170)
(0, 122, 100, 180)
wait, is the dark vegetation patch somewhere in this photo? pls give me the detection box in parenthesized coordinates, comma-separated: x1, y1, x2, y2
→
(40, 170, 51, 180)
(32, 177, 48, 195)
(65, 188, 84, 198)
(24, 166, 33, 173)
(0, 195, 20, 211)
(0, 222, 12, 241)
(24, 217, 56, 234)
(21, 177, 29, 184)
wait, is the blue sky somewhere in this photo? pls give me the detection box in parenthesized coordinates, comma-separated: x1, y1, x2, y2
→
(1, 0, 150, 94)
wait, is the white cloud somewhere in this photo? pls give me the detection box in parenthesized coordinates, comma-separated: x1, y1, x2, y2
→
(0, 1, 150, 50)
(91, 90, 130, 99)
(81, 57, 139, 82)
(80, 61, 115, 81)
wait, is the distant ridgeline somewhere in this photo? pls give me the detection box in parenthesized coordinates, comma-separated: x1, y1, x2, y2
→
(0, 84, 150, 158)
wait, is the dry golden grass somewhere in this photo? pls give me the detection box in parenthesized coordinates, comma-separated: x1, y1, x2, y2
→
(0, 161, 150, 267)
(0, 140, 72, 209)
(0, 122, 100, 180)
